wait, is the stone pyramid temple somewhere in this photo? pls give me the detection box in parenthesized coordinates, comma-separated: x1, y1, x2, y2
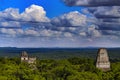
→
(96, 48, 110, 71)
(21, 51, 36, 64)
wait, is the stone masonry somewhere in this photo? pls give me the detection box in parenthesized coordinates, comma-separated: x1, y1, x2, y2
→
(96, 48, 110, 71)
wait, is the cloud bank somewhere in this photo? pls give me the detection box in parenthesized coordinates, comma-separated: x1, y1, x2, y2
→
(0, 4, 120, 47)
(63, 0, 120, 6)
(0, 4, 49, 22)
(61, 0, 120, 47)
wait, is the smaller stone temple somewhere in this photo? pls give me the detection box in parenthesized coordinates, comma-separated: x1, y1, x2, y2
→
(21, 51, 36, 64)
(96, 48, 110, 71)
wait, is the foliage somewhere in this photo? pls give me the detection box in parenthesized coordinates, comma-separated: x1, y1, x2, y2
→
(0, 57, 120, 80)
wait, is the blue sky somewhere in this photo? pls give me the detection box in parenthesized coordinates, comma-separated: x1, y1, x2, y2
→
(0, 0, 120, 47)
(0, 0, 81, 18)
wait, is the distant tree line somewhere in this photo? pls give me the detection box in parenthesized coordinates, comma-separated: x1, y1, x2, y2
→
(0, 57, 120, 80)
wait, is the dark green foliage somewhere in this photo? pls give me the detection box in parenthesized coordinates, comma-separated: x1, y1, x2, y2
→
(0, 57, 120, 80)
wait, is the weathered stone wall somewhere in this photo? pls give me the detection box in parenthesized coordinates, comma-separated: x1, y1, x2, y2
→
(28, 57, 36, 64)
(21, 57, 28, 61)
(96, 48, 110, 71)
(21, 51, 36, 64)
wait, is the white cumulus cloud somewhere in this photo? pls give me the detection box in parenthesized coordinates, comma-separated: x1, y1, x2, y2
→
(21, 4, 50, 22)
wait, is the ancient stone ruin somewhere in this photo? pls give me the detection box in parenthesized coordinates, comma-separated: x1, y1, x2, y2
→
(96, 48, 110, 71)
(21, 51, 36, 64)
